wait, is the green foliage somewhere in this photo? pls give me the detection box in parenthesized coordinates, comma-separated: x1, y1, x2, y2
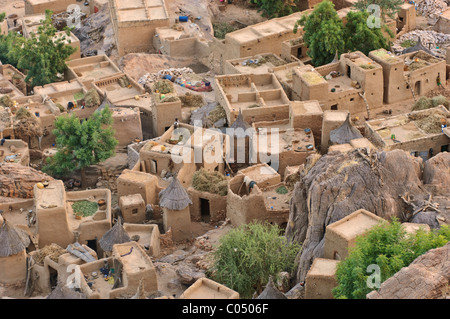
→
(0, 31, 20, 67)
(208, 221, 300, 298)
(72, 200, 98, 217)
(43, 105, 118, 178)
(213, 23, 237, 39)
(401, 39, 416, 48)
(343, 11, 389, 56)
(333, 218, 450, 299)
(294, 0, 345, 66)
(354, 0, 404, 21)
(250, 0, 300, 18)
(275, 185, 288, 194)
(0, 12, 6, 23)
(10, 10, 76, 87)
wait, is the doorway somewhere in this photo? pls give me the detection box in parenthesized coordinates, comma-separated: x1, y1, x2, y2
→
(414, 81, 421, 95)
(49, 266, 58, 289)
(347, 65, 351, 78)
(87, 239, 97, 254)
(297, 47, 302, 58)
(200, 198, 210, 223)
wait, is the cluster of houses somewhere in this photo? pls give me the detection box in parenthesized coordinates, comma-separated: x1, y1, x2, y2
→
(0, 0, 449, 299)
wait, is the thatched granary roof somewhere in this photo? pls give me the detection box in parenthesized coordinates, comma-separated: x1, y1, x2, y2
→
(159, 176, 192, 211)
(330, 113, 363, 145)
(230, 109, 252, 138)
(99, 217, 131, 252)
(256, 276, 287, 299)
(47, 283, 87, 299)
(0, 219, 30, 257)
(95, 93, 115, 113)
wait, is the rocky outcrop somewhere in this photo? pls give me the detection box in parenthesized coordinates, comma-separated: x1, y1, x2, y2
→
(423, 152, 450, 196)
(285, 149, 435, 283)
(0, 163, 54, 198)
(367, 242, 450, 299)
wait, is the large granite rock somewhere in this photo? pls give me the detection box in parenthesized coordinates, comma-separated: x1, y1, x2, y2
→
(0, 163, 54, 198)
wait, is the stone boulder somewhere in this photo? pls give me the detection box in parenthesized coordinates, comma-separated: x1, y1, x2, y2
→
(423, 152, 450, 196)
(0, 163, 54, 198)
(286, 149, 431, 283)
(367, 242, 450, 299)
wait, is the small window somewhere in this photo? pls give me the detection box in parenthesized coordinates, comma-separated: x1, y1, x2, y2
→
(350, 98, 354, 102)
(132, 208, 138, 215)
(331, 104, 338, 110)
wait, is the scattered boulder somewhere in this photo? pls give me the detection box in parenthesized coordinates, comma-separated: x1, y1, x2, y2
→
(176, 265, 206, 285)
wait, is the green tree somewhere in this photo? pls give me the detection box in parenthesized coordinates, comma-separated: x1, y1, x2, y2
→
(354, 0, 404, 21)
(333, 218, 450, 299)
(43, 105, 118, 186)
(250, 0, 300, 18)
(344, 10, 389, 56)
(0, 31, 20, 67)
(207, 221, 300, 298)
(10, 10, 76, 88)
(294, 0, 345, 66)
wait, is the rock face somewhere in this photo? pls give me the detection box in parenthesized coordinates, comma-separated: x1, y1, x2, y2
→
(0, 163, 54, 198)
(285, 149, 433, 283)
(423, 152, 450, 196)
(367, 242, 450, 299)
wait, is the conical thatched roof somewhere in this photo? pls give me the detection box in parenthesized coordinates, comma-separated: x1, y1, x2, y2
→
(402, 38, 434, 56)
(330, 113, 363, 145)
(95, 93, 114, 113)
(47, 283, 87, 299)
(230, 109, 252, 138)
(256, 276, 287, 299)
(99, 217, 131, 252)
(0, 219, 30, 257)
(159, 176, 192, 211)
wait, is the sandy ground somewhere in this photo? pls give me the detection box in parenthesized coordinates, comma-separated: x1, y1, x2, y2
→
(0, 0, 25, 21)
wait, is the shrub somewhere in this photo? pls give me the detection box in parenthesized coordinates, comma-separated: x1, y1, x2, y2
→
(213, 23, 237, 39)
(412, 96, 432, 111)
(72, 200, 99, 217)
(192, 168, 228, 196)
(333, 218, 450, 299)
(208, 221, 300, 298)
(431, 95, 449, 109)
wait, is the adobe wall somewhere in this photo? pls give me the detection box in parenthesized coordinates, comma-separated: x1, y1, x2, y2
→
(289, 103, 323, 146)
(304, 258, 339, 299)
(112, 107, 143, 147)
(321, 110, 349, 153)
(66, 189, 112, 255)
(114, 21, 170, 56)
(0, 250, 27, 285)
(152, 100, 181, 137)
(187, 187, 227, 223)
(123, 223, 160, 257)
(226, 175, 268, 226)
(385, 133, 450, 158)
(24, 0, 80, 15)
(117, 169, 160, 205)
(435, 16, 450, 34)
(162, 206, 192, 242)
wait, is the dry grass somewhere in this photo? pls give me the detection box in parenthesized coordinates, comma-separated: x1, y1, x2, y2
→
(192, 168, 228, 196)
(303, 72, 325, 85)
(32, 243, 66, 266)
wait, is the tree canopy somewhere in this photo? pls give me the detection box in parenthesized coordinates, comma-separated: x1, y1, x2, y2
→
(250, 0, 300, 19)
(343, 10, 390, 56)
(354, 0, 404, 21)
(43, 105, 118, 185)
(333, 218, 450, 299)
(8, 10, 76, 88)
(294, 0, 345, 67)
